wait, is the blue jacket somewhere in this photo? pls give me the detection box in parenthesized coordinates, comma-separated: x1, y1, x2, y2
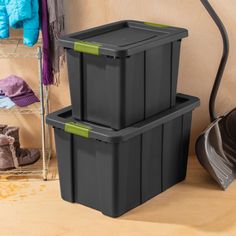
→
(0, 0, 39, 47)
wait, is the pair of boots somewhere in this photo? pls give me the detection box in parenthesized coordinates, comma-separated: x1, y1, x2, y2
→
(0, 125, 40, 171)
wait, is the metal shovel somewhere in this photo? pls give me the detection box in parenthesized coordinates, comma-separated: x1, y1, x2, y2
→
(195, 0, 236, 190)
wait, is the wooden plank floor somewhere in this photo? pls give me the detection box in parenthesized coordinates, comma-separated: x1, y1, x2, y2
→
(1, 156, 236, 236)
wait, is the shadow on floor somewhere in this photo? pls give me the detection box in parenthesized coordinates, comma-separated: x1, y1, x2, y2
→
(121, 159, 236, 233)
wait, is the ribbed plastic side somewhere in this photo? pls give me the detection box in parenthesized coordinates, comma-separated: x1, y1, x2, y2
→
(53, 111, 192, 217)
(66, 40, 181, 130)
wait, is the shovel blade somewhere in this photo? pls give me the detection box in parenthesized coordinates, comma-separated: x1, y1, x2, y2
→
(196, 117, 236, 190)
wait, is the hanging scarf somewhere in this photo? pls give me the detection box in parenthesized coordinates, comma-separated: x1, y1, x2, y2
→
(41, 0, 53, 85)
(47, 0, 65, 85)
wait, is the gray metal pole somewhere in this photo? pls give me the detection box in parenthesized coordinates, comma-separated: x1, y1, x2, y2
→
(37, 46, 47, 180)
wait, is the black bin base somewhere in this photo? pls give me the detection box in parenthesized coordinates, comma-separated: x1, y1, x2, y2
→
(47, 94, 199, 217)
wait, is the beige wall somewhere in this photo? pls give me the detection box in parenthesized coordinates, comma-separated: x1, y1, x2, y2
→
(1, 0, 235, 154)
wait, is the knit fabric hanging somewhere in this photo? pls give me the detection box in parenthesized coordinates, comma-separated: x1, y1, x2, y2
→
(40, 0, 65, 85)
(47, 0, 65, 85)
(41, 0, 53, 85)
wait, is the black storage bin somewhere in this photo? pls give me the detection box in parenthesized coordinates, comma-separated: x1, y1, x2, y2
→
(58, 20, 188, 130)
(46, 94, 199, 217)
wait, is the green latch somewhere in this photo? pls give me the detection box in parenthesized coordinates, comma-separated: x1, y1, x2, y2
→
(144, 22, 169, 28)
(74, 41, 101, 55)
(65, 122, 91, 138)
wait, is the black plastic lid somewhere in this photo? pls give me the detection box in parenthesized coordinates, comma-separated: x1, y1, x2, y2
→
(58, 20, 188, 57)
(46, 94, 200, 143)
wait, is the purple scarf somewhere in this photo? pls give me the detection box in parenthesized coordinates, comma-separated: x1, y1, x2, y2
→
(40, 0, 65, 85)
(40, 0, 53, 85)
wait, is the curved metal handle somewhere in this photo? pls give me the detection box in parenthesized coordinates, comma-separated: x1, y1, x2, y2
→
(200, 0, 230, 122)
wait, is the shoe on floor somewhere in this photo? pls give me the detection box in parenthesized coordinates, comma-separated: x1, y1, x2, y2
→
(0, 134, 17, 171)
(3, 126, 40, 166)
(0, 125, 7, 134)
(17, 148, 40, 167)
(2, 126, 40, 168)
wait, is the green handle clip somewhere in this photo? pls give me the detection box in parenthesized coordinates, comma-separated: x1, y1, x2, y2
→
(144, 22, 169, 28)
(65, 122, 91, 138)
(74, 40, 101, 55)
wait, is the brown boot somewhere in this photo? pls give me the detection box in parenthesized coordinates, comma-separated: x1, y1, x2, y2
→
(3, 126, 20, 154)
(0, 125, 7, 134)
(0, 134, 18, 170)
(3, 126, 40, 167)
(17, 148, 40, 167)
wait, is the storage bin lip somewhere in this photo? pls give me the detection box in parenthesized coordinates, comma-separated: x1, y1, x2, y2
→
(46, 94, 200, 143)
(57, 20, 188, 57)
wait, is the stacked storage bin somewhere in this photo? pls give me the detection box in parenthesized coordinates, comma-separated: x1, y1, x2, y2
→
(46, 20, 200, 217)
